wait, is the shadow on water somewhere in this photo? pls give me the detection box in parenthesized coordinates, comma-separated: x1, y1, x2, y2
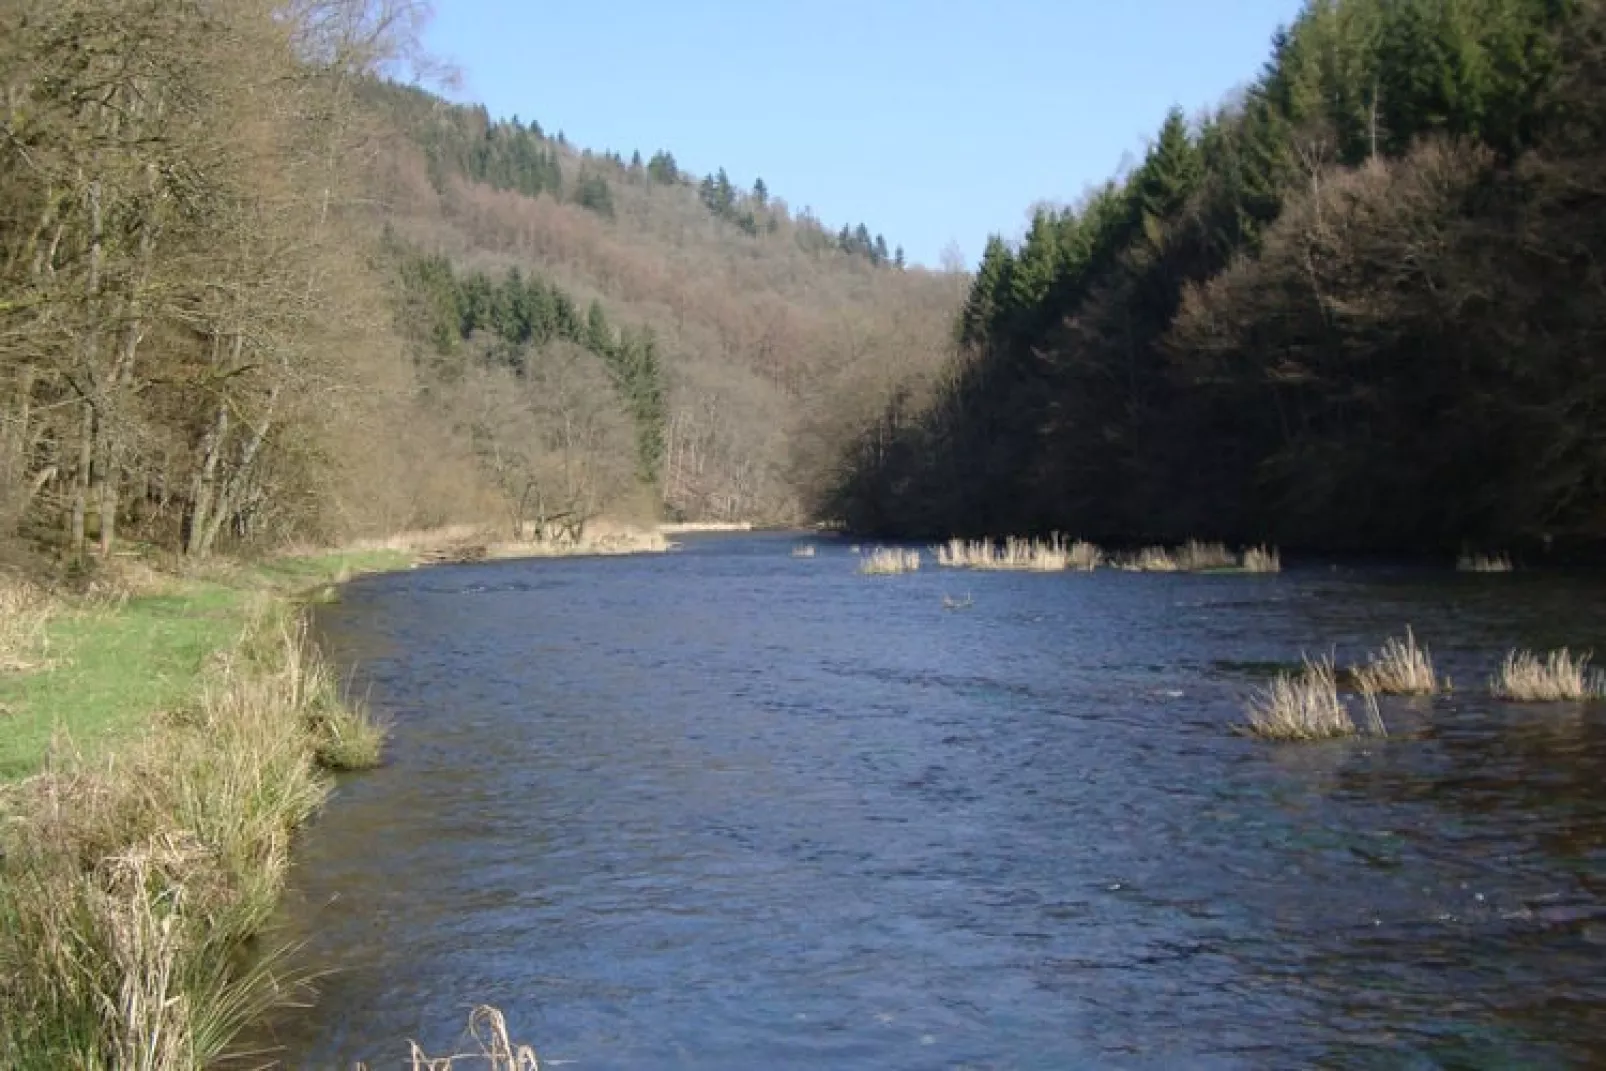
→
(255, 535, 1606, 1068)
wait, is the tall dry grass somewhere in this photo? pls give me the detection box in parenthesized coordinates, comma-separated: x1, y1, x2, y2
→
(1112, 546, 1181, 573)
(0, 602, 384, 1070)
(1241, 546, 1281, 574)
(1242, 656, 1379, 740)
(358, 1006, 541, 1071)
(0, 573, 54, 673)
(1490, 648, 1606, 701)
(936, 535, 1101, 572)
(1174, 540, 1237, 571)
(1353, 627, 1439, 696)
(1458, 552, 1513, 573)
(859, 547, 921, 575)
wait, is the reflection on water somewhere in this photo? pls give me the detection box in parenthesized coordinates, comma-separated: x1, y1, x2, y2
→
(260, 537, 1606, 1068)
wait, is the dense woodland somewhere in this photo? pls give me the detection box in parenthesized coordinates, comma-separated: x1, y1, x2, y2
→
(0, 0, 957, 566)
(829, 0, 1606, 556)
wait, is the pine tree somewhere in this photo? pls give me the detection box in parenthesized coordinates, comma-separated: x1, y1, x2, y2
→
(753, 177, 768, 206)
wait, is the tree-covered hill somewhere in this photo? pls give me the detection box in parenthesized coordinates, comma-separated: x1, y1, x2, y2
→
(827, 0, 1606, 557)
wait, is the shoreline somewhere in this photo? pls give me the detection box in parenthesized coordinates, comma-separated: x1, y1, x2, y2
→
(0, 549, 410, 1067)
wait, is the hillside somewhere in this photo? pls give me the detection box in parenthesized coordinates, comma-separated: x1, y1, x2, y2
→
(361, 80, 962, 526)
(0, 1, 958, 569)
(829, 0, 1606, 557)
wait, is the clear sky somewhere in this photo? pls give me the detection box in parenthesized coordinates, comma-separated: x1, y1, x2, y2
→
(423, 0, 1308, 269)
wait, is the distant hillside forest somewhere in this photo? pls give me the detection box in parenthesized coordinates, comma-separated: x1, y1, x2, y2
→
(828, 0, 1606, 556)
(0, 0, 957, 566)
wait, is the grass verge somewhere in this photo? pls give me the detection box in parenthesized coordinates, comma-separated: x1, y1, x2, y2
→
(0, 550, 397, 1069)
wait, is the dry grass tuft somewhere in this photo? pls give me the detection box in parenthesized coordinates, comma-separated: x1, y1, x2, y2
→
(1490, 648, 1606, 702)
(791, 544, 817, 558)
(859, 547, 921, 575)
(1243, 656, 1376, 740)
(1353, 627, 1438, 696)
(936, 535, 1101, 572)
(1112, 546, 1181, 572)
(382, 1005, 541, 1071)
(1242, 546, 1282, 574)
(0, 572, 54, 673)
(1458, 552, 1514, 573)
(1174, 540, 1238, 572)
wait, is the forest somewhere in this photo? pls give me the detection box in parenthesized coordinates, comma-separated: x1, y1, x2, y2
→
(827, 0, 1606, 557)
(0, 0, 957, 569)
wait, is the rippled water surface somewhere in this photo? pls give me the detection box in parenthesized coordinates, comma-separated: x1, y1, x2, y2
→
(265, 535, 1606, 1068)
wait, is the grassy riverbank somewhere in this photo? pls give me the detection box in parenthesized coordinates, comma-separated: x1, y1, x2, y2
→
(0, 550, 404, 1069)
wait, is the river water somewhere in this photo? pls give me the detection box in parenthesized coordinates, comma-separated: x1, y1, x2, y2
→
(264, 535, 1606, 1068)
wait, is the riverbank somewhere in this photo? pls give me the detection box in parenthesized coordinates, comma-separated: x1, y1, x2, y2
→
(0, 549, 404, 1069)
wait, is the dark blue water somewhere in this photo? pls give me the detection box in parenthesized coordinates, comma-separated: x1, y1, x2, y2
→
(262, 535, 1606, 1068)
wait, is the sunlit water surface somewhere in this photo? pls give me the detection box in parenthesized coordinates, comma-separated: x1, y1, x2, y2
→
(262, 535, 1606, 1068)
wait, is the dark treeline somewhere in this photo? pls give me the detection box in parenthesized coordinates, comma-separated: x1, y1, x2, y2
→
(829, 0, 1606, 555)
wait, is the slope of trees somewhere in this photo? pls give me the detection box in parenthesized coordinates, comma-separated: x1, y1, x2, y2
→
(827, 0, 1606, 556)
(0, 0, 509, 564)
(364, 83, 960, 523)
(0, 0, 959, 563)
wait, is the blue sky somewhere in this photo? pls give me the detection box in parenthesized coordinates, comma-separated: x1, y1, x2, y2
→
(424, 0, 1307, 269)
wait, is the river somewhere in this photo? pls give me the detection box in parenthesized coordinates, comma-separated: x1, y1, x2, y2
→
(262, 534, 1606, 1068)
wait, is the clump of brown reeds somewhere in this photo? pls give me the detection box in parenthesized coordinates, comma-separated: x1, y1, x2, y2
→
(1458, 552, 1513, 573)
(357, 1005, 540, 1071)
(1490, 648, 1606, 702)
(936, 535, 1101, 572)
(1242, 656, 1382, 740)
(1353, 627, 1439, 696)
(859, 548, 921, 575)
(791, 544, 817, 558)
(1112, 546, 1181, 572)
(0, 602, 384, 1069)
(1174, 540, 1238, 572)
(0, 572, 54, 673)
(1241, 546, 1281, 574)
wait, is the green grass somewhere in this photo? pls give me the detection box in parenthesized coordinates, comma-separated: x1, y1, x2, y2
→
(0, 549, 410, 781)
(0, 550, 402, 1069)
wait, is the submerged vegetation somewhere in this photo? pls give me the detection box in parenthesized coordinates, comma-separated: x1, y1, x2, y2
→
(936, 535, 1101, 572)
(1241, 547, 1282, 574)
(1353, 628, 1439, 697)
(1491, 649, 1606, 702)
(859, 548, 922, 575)
(357, 1005, 540, 1071)
(1243, 657, 1371, 741)
(1459, 553, 1515, 574)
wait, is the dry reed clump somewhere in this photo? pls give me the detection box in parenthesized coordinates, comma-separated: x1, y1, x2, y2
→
(1112, 546, 1181, 572)
(1242, 546, 1282, 574)
(1458, 552, 1514, 573)
(0, 573, 54, 673)
(791, 544, 817, 558)
(1174, 540, 1238, 572)
(1490, 648, 1606, 702)
(859, 547, 921, 575)
(0, 603, 384, 1069)
(357, 1006, 541, 1071)
(936, 535, 1102, 572)
(1353, 627, 1439, 696)
(1242, 656, 1382, 740)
